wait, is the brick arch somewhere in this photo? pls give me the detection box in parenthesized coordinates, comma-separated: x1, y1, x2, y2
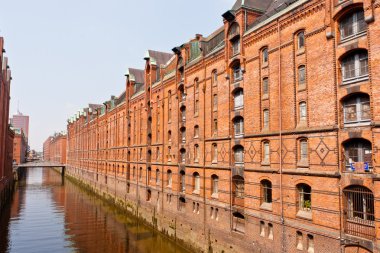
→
(332, 2, 364, 21)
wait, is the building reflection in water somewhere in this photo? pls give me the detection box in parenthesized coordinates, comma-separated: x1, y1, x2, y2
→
(1, 168, 188, 253)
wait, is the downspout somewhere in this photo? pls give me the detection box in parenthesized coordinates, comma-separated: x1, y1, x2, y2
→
(202, 57, 207, 241)
(277, 18, 285, 253)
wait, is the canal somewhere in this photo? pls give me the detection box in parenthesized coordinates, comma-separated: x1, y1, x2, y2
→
(0, 167, 190, 253)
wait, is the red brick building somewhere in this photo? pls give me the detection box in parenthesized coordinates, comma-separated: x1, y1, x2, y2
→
(43, 133, 67, 164)
(0, 37, 14, 211)
(12, 128, 27, 164)
(66, 0, 380, 252)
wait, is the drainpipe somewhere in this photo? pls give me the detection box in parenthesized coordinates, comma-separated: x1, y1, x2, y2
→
(202, 57, 207, 241)
(277, 18, 285, 253)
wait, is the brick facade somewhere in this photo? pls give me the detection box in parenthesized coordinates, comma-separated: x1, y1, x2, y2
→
(0, 37, 14, 211)
(65, 0, 380, 252)
(12, 128, 27, 164)
(43, 133, 67, 164)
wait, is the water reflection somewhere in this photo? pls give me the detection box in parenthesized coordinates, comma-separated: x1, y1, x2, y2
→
(0, 168, 189, 253)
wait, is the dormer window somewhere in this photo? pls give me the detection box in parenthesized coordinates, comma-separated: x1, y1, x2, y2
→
(229, 23, 240, 57)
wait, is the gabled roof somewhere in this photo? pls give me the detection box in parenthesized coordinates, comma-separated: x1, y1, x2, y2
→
(144, 50, 173, 66)
(126, 68, 145, 84)
(232, 0, 273, 12)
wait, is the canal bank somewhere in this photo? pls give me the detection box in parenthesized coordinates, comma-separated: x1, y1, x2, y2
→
(65, 166, 246, 253)
(1, 167, 191, 253)
(64, 168, 202, 253)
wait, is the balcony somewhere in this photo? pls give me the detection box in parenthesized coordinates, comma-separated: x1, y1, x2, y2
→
(345, 162, 372, 173)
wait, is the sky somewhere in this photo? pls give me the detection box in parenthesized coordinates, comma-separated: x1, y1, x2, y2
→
(0, 0, 234, 151)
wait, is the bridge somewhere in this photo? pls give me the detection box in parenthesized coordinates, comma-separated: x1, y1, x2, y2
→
(14, 161, 66, 178)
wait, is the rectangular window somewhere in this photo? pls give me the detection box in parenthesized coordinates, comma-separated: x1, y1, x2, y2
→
(213, 94, 218, 111)
(263, 110, 269, 129)
(262, 78, 269, 96)
(300, 140, 308, 161)
(263, 142, 270, 163)
(298, 66, 306, 86)
(300, 102, 307, 122)
(195, 99, 199, 115)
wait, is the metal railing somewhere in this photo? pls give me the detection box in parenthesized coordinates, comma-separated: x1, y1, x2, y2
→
(343, 186, 375, 239)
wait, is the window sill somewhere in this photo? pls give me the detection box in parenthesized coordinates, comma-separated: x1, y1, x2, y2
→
(298, 83, 306, 91)
(296, 48, 305, 56)
(297, 210, 312, 220)
(262, 94, 269, 100)
(212, 160, 218, 164)
(339, 32, 367, 45)
(261, 161, 270, 166)
(297, 160, 309, 168)
(262, 63, 268, 69)
(260, 202, 273, 211)
(211, 193, 219, 199)
(192, 190, 200, 195)
(343, 121, 371, 128)
(341, 76, 369, 86)
(234, 134, 244, 139)
(234, 106, 243, 111)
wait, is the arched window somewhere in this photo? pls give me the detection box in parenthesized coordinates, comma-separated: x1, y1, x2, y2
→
(180, 127, 186, 143)
(213, 94, 218, 112)
(194, 125, 199, 138)
(193, 172, 200, 193)
(232, 62, 242, 82)
(211, 174, 219, 196)
(297, 183, 312, 212)
(168, 130, 172, 142)
(262, 48, 268, 64)
(297, 31, 305, 50)
(233, 145, 244, 165)
(194, 144, 200, 162)
(344, 139, 372, 172)
(341, 50, 368, 83)
(180, 148, 186, 163)
(180, 106, 186, 122)
(262, 77, 269, 96)
(212, 144, 218, 163)
(233, 88, 244, 110)
(180, 170, 186, 192)
(232, 212, 245, 233)
(229, 23, 240, 56)
(212, 70, 218, 86)
(233, 116, 244, 137)
(167, 169, 172, 187)
(299, 102, 307, 122)
(263, 109, 270, 129)
(232, 175, 244, 198)
(261, 180, 272, 204)
(343, 94, 370, 125)
(147, 167, 152, 183)
(146, 189, 152, 201)
(156, 169, 160, 184)
(340, 9, 366, 40)
(194, 78, 199, 94)
(343, 185, 375, 239)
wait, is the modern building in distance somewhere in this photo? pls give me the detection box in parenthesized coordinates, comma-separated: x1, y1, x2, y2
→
(65, 0, 380, 252)
(10, 111, 29, 141)
(43, 133, 67, 164)
(0, 37, 15, 211)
